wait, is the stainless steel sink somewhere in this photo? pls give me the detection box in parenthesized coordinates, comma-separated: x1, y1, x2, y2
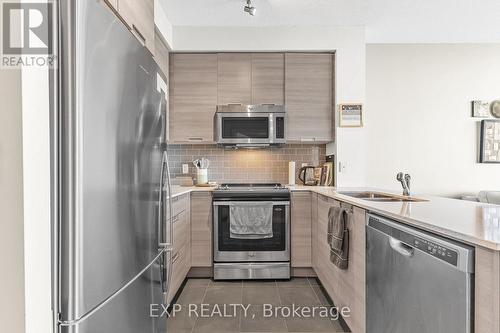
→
(338, 191, 427, 202)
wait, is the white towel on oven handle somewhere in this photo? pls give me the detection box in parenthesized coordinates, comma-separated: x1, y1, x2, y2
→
(229, 202, 274, 239)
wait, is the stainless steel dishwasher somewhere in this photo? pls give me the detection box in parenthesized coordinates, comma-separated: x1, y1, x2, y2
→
(366, 213, 475, 333)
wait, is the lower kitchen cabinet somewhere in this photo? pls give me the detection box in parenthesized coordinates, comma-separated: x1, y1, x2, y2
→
(314, 194, 366, 333)
(291, 192, 312, 267)
(166, 194, 191, 303)
(475, 247, 500, 333)
(190, 192, 213, 267)
(167, 243, 190, 303)
(311, 193, 319, 271)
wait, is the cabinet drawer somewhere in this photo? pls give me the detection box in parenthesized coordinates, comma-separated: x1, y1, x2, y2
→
(173, 209, 189, 253)
(167, 243, 190, 303)
(172, 193, 189, 216)
(166, 193, 189, 221)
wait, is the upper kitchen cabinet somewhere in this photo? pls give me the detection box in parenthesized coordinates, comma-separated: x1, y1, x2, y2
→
(285, 53, 334, 142)
(217, 53, 252, 105)
(169, 54, 218, 142)
(154, 30, 169, 79)
(251, 53, 285, 105)
(217, 53, 285, 105)
(118, 0, 155, 54)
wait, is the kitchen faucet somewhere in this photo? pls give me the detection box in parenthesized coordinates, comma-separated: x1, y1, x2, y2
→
(396, 172, 411, 196)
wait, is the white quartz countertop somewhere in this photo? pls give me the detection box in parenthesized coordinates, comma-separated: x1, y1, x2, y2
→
(168, 184, 500, 251)
(167, 185, 215, 198)
(293, 186, 500, 251)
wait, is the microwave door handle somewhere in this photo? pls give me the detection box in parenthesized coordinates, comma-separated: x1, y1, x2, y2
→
(269, 114, 274, 142)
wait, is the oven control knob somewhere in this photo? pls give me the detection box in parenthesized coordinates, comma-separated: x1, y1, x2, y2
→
(249, 252, 256, 258)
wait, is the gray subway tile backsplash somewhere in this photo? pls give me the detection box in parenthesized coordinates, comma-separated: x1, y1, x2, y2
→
(168, 144, 327, 185)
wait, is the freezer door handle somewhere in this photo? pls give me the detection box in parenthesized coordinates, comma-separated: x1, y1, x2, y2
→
(160, 249, 172, 296)
(58, 250, 165, 327)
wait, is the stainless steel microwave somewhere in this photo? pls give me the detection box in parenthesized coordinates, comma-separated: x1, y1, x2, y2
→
(215, 104, 286, 147)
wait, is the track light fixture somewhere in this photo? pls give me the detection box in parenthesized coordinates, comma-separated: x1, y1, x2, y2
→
(244, 0, 256, 16)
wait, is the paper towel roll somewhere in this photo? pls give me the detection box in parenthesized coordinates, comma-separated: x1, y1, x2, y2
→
(288, 161, 296, 185)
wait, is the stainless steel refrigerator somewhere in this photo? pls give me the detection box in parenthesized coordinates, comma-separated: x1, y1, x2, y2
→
(53, 1, 173, 332)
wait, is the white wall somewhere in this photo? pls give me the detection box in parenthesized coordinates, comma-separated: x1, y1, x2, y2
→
(21, 65, 52, 333)
(155, 0, 173, 48)
(0, 62, 25, 333)
(173, 26, 367, 186)
(365, 44, 500, 197)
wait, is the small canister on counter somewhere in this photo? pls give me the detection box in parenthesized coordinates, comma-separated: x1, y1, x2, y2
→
(193, 158, 210, 185)
(197, 168, 208, 185)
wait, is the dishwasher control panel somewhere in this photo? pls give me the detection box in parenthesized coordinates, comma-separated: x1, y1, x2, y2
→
(413, 237, 458, 266)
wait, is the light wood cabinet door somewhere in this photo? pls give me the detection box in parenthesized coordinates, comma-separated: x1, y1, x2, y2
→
(167, 195, 191, 303)
(217, 53, 252, 105)
(315, 195, 340, 303)
(190, 192, 212, 267)
(314, 196, 366, 333)
(336, 205, 366, 333)
(311, 193, 318, 271)
(154, 30, 169, 79)
(475, 247, 500, 333)
(119, 0, 155, 54)
(170, 54, 218, 142)
(285, 53, 334, 142)
(291, 192, 312, 267)
(251, 53, 284, 105)
(167, 243, 190, 303)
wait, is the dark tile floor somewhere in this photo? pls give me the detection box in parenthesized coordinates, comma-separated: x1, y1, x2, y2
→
(167, 278, 348, 333)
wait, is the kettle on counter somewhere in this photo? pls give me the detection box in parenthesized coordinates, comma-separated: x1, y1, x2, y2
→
(298, 166, 318, 186)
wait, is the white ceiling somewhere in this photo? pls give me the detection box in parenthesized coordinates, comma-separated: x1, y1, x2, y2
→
(159, 0, 500, 42)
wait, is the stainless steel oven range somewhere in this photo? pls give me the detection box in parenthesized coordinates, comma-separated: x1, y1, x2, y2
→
(213, 183, 291, 280)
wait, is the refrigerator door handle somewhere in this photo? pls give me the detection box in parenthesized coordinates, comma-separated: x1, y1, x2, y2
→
(164, 149, 174, 298)
(158, 150, 172, 249)
(165, 149, 174, 247)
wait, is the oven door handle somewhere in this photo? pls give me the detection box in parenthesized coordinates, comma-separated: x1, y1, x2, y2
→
(213, 201, 290, 206)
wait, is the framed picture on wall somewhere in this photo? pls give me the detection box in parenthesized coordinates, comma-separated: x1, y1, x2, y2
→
(339, 103, 363, 127)
(480, 120, 500, 163)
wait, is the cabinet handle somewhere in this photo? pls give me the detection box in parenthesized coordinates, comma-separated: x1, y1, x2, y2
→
(188, 137, 203, 141)
(131, 24, 146, 44)
(227, 103, 243, 106)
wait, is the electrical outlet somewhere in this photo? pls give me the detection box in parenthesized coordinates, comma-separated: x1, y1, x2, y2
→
(339, 162, 346, 173)
(182, 164, 189, 174)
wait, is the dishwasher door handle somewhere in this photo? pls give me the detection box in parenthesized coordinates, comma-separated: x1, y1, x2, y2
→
(389, 237, 414, 257)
